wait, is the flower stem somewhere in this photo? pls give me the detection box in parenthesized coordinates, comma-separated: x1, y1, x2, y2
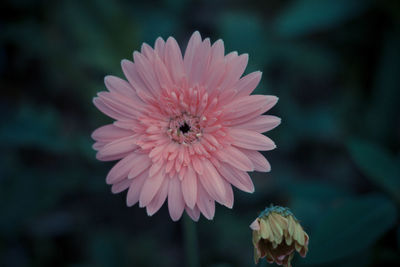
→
(183, 214, 200, 267)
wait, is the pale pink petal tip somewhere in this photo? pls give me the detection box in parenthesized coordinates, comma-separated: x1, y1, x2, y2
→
(91, 31, 280, 221)
(250, 218, 260, 230)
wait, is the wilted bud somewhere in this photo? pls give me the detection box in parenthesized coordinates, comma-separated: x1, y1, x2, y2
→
(250, 205, 309, 267)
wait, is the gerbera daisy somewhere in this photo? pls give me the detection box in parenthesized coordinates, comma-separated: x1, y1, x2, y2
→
(92, 31, 280, 221)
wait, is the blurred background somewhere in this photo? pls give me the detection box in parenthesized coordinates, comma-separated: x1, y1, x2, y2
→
(1, 0, 400, 266)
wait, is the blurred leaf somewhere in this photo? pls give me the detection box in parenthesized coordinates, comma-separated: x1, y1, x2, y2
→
(306, 194, 397, 265)
(218, 12, 266, 68)
(290, 198, 323, 232)
(348, 139, 400, 203)
(287, 181, 351, 229)
(279, 103, 340, 149)
(1, 20, 46, 59)
(366, 30, 400, 142)
(287, 180, 350, 203)
(275, 41, 340, 75)
(0, 104, 97, 161)
(135, 9, 178, 45)
(0, 105, 68, 153)
(0, 167, 97, 236)
(275, 0, 372, 38)
(58, 0, 129, 72)
(163, 0, 187, 13)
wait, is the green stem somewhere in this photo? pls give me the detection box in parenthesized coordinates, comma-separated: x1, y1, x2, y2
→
(183, 214, 200, 267)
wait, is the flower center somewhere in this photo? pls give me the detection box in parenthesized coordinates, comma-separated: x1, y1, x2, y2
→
(167, 113, 201, 144)
(179, 122, 190, 134)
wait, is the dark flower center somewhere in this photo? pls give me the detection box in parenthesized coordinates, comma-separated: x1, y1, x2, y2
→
(179, 122, 190, 134)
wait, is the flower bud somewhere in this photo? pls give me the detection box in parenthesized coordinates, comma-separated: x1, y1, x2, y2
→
(250, 205, 309, 267)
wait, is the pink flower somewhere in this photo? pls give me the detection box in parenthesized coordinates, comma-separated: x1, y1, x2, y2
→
(92, 31, 280, 221)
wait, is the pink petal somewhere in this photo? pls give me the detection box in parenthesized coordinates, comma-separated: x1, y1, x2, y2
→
(96, 151, 132, 162)
(139, 168, 166, 207)
(249, 218, 260, 230)
(225, 51, 238, 61)
(222, 181, 234, 208)
(234, 115, 281, 133)
(126, 170, 148, 206)
(218, 162, 254, 193)
(185, 206, 200, 222)
(208, 39, 225, 69)
(106, 85, 145, 113)
(222, 95, 278, 123)
(181, 166, 197, 209)
(199, 159, 227, 205)
(111, 178, 132, 194)
(191, 38, 211, 85)
(215, 146, 254, 171)
(97, 92, 139, 117)
(153, 54, 173, 90)
(93, 97, 130, 120)
(203, 40, 225, 90)
(147, 178, 169, 216)
(141, 43, 155, 62)
(168, 176, 185, 221)
(240, 149, 271, 172)
(97, 135, 138, 158)
(149, 160, 164, 177)
(121, 59, 154, 102)
(229, 128, 276, 151)
(149, 143, 168, 159)
(191, 156, 204, 175)
(204, 60, 226, 93)
(133, 51, 160, 97)
(196, 182, 215, 220)
(184, 31, 202, 80)
(106, 153, 137, 184)
(164, 37, 184, 84)
(92, 141, 105, 151)
(113, 119, 142, 132)
(127, 153, 152, 179)
(104, 75, 137, 99)
(91, 124, 133, 142)
(154, 37, 166, 59)
(216, 87, 238, 106)
(219, 53, 248, 91)
(233, 71, 262, 97)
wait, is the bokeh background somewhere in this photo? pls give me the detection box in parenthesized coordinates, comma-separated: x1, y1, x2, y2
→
(1, 0, 400, 266)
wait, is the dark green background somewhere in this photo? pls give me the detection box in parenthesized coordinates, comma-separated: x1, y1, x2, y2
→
(1, 0, 399, 266)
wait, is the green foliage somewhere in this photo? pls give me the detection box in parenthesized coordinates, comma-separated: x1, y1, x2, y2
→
(0, 105, 67, 153)
(306, 194, 398, 265)
(275, 0, 373, 38)
(366, 30, 400, 142)
(218, 12, 266, 63)
(348, 139, 400, 203)
(286, 180, 351, 229)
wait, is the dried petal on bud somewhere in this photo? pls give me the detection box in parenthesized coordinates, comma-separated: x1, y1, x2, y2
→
(250, 205, 309, 267)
